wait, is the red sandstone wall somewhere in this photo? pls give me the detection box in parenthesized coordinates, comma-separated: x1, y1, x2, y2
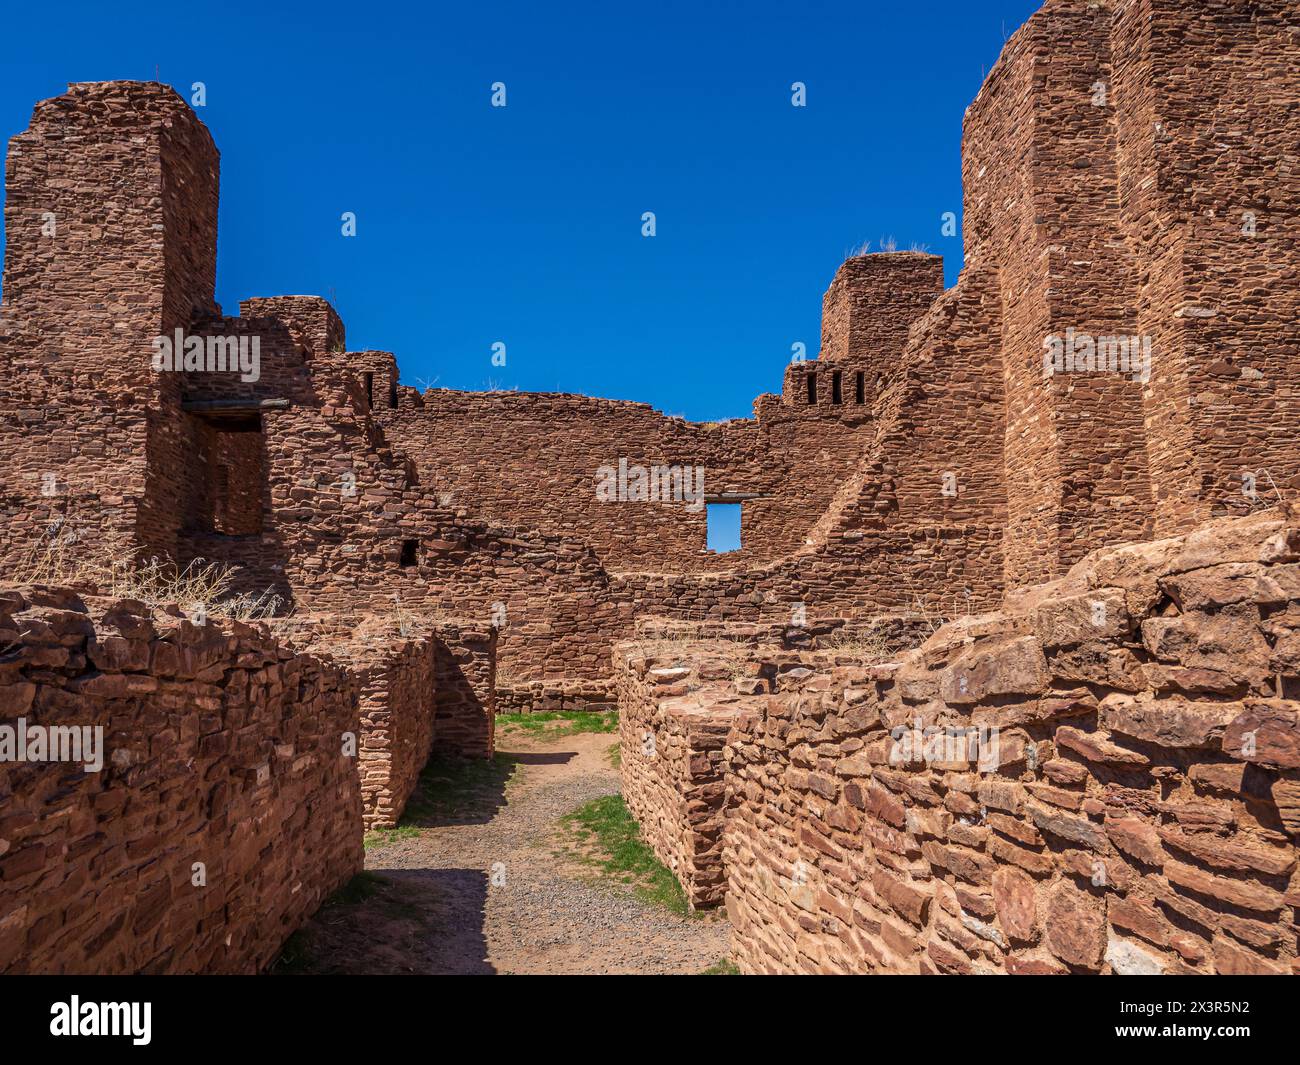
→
(723, 509, 1300, 974)
(375, 384, 874, 571)
(1112, 0, 1300, 533)
(430, 619, 497, 758)
(351, 635, 438, 829)
(269, 614, 497, 824)
(616, 644, 756, 908)
(0, 83, 220, 564)
(284, 625, 438, 831)
(963, 0, 1154, 588)
(368, 256, 943, 572)
(0, 587, 363, 974)
(4, 0, 1297, 706)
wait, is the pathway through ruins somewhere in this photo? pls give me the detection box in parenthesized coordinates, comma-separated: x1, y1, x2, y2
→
(283, 730, 730, 975)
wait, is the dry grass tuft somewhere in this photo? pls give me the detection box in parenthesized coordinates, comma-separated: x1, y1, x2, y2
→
(13, 522, 284, 621)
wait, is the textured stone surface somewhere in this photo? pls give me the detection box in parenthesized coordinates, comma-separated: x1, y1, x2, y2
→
(0, 589, 362, 974)
(2, 0, 1299, 977)
(687, 509, 1300, 974)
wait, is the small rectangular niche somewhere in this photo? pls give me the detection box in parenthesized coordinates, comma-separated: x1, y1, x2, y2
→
(399, 539, 419, 567)
(389, 376, 399, 409)
(806, 371, 817, 405)
(832, 370, 843, 404)
(706, 503, 741, 553)
(855, 371, 865, 404)
(363, 372, 375, 410)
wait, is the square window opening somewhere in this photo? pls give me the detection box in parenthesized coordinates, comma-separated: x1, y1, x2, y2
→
(399, 539, 419, 567)
(706, 503, 741, 553)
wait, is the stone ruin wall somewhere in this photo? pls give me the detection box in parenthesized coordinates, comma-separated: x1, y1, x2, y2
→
(0, 0, 1296, 974)
(962, 0, 1300, 586)
(7, 0, 1297, 703)
(349, 636, 437, 830)
(0, 588, 363, 974)
(269, 614, 497, 827)
(429, 618, 497, 759)
(0, 82, 221, 563)
(617, 508, 1300, 974)
(1110, 0, 1300, 540)
(375, 360, 876, 573)
(617, 639, 904, 910)
(616, 645, 755, 909)
(616, 615, 934, 909)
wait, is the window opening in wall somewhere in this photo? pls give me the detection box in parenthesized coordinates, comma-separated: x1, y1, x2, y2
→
(831, 370, 842, 404)
(706, 503, 741, 553)
(806, 371, 817, 405)
(363, 372, 374, 409)
(855, 371, 865, 404)
(399, 539, 418, 567)
(389, 376, 399, 408)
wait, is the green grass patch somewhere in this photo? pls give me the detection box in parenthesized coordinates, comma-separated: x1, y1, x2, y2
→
(561, 794, 693, 916)
(699, 958, 740, 975)
(363, 824, 420, 850)
(497, 709, 618, 738)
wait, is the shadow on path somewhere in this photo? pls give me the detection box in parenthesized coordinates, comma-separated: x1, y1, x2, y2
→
(273, 867, 494, 975)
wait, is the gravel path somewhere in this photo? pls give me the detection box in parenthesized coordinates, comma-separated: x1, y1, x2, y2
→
(287, 730, 730, 975)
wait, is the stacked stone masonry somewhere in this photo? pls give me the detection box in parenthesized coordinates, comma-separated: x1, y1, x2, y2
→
(0, 589, 363, 974)
(615, 638, 915, 909)
(2, 3, 1293, 700)
(0, 0, 1297, 974)
(618, 508, 1300, 974)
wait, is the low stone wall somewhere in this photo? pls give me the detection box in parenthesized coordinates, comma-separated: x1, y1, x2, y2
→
(496, 676, 616, 715)
(723, 511, 1300, 974)
(270, 617, 439, 829)
(616, 645, 753, 907)
(0, 587, 364, 974)
(353, 636, 436, 828)
(270, 616, 496, 826)
(615, 641, 866, 908)
(431, 620, 497, 758)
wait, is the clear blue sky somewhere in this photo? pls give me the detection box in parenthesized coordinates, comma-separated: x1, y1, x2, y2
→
(0, 0, 1041, 422)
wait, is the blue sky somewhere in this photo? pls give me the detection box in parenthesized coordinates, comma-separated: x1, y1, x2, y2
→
(0, 0, 1041, 422)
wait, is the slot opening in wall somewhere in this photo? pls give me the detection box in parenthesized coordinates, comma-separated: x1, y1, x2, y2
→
(706, 503, 741, 553)
(363, 372, 374, 410)
(399, 539, 418, 567)
(831, 370, 842, 404)
(806, 371, 817, 405)
(389, 376, 399, 409)
(855, 371, 865, 404)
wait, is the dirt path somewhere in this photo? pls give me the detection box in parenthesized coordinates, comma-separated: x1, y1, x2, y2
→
(283, 730, 730, 975)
